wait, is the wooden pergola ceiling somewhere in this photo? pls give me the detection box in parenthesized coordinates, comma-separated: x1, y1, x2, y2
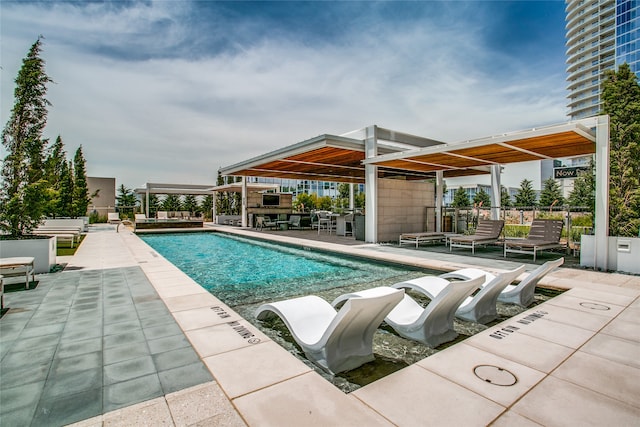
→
(221, 123, 597, 183)
(221, 133, 441, 184)
(367, 125, 596, 177)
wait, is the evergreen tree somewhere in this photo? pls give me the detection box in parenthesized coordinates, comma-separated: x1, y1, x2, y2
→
(568, 159, 595, 209)
(183, 195, 199, 215)
(72, 146, 90, 217)
(473, 189, 491, 207)
(452, 187, 470, 208)
(0, 37, 53, 236)
(142, 193, 160, 217)
(501, 186, 512, 208)
(601, 63, 640, 237)
(201, 194, 213, 220)
(58, 160, 74, 217)
(539, 178, 565, 208)
(116, 185, 137, 210)
(514, 179, 537, 207)
(161, 194, 182, 211)
(42, 135, 66, 217)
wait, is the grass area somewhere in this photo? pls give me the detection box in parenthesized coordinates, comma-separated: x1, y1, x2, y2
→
(56, 235, 85, 256)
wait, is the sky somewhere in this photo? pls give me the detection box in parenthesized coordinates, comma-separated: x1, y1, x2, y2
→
(1, 0, 569, 189)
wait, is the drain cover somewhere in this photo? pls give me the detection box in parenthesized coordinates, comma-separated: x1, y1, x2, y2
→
(473, 365, 518, 386)
(579, 302, 610, 310)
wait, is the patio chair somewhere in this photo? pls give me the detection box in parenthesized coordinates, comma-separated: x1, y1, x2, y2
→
(504, 219, 564, 261)
(256, 287, 404, 374)
(449, 219, 504, 254)
(334, 276, 484, 348)
(288, 215, 302, 229)
(134, 214, 147, 222)
(255, 216, 277, 230)
(157, 211, 169, 220)
(107, 212, 121, 224)
(344, 213, 354, 236)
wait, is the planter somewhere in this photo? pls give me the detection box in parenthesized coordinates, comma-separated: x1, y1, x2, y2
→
(580, 235, 640, 274)
(0, 236, 57, 273)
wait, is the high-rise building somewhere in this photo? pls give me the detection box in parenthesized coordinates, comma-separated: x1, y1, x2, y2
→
(565, 0, 639, 119)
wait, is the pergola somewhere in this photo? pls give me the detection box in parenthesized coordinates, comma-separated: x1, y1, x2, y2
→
(134, 183, 215, 218)
(220, 116, 610, 270)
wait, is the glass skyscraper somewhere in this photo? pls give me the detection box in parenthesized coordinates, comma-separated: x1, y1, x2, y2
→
(566, 0, 639, 119)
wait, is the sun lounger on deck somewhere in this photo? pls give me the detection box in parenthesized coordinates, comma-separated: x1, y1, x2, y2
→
(399, 232, 446, 248)
(449, 219, 504, 254)
(504, 219, 564, 261)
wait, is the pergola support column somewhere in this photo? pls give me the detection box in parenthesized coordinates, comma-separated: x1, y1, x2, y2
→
(594, 115, 610, 271)
(490, 164, 501, 220)
(241, 176, 247, 227)
(436, 171, 443, 232)
(365, 126, 378, 243)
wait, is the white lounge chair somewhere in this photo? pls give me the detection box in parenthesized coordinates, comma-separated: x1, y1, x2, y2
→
(432, 265, 526, 323)
(256, 287, 404, 374)
(438, 258, 564, 308)
(334, 276, 484, 348)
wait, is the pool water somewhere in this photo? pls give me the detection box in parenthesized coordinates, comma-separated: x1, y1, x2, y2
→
(140, 231, 557, 393)
(139, 232, 427, 307)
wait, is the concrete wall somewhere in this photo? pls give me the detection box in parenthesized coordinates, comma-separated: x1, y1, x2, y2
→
(87, 177, 116, 217)
(377, 178, 435, 242)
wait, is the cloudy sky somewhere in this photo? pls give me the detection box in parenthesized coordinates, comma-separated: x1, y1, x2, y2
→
(1, 1, 568, 189)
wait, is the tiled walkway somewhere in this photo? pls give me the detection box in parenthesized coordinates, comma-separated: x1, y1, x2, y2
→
(1, 225, 639, 426)
(0, 266, 213, 426)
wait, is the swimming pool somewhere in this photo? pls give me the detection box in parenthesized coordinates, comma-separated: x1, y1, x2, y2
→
(140, 231, 557, 392)
(139, 232, 430, 307)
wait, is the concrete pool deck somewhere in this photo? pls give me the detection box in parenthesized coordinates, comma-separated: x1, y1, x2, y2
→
(1, 224, 639, 426)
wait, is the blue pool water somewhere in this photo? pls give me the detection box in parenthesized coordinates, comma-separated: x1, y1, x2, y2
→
(139, 232, 421, 307)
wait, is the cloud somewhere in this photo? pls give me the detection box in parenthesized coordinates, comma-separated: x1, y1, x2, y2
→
(1, 1, 567, 188)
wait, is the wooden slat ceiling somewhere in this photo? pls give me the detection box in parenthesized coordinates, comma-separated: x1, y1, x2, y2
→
(224, 126, 596, 183)
(229, 145, 438, 183)
(372, 130, 596, 175)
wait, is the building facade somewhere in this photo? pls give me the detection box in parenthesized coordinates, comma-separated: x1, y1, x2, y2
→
(566, 0, 639, 120)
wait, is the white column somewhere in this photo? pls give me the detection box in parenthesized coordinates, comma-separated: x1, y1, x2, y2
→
(349, 183, 355, 211)
(490, 164, 501, 220)
(364, 126, 378, 243)
(594, 115, 610, 271)
(241, 177, 248, 228)
(436, 171, 443, 232)
(212, 191, 217, 223)
(145, 185, 150, 219)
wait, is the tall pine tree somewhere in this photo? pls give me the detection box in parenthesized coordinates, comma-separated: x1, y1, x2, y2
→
(514, 179, 537, 207)
(539, 178, 565, 208)
(72, 146, 90, 217)
(1, 37, 52, 236)
(601, 63, 640, 237)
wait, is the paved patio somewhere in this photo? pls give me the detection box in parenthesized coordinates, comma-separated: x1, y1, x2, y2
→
(1, 224, 639, 426)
